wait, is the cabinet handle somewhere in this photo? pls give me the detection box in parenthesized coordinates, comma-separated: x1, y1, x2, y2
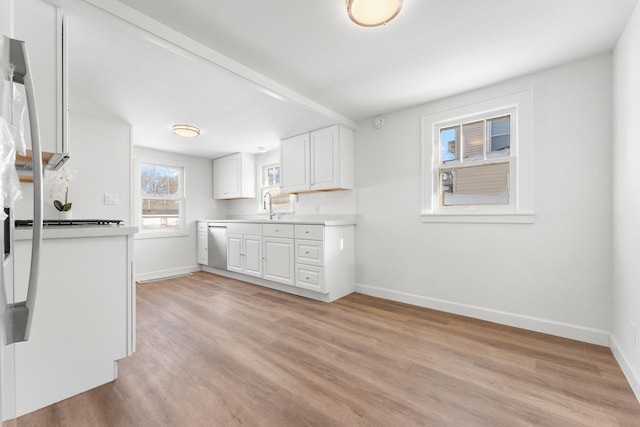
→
(305, 251, 309, 254)
(275, 229, 279, 232)
(305, 231, 309, 234)
(305, 277, 310, 280)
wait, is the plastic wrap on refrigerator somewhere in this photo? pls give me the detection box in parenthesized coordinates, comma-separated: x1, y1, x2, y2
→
(0, 37, 22, 220)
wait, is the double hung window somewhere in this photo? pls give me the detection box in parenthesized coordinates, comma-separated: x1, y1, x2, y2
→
(437, 111, 513, 207)
(139, 162, 184, 230)
(421, 90, 533, 223)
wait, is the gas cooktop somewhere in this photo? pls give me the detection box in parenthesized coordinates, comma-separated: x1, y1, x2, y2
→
(15, 219, 123, 227)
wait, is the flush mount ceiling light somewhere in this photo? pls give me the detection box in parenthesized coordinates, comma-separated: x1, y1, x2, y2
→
(172, 124, 200, 137)
(346, 0, 403, 27)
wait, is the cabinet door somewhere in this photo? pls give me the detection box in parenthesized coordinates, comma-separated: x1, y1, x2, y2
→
(243, 235, 263, 278)
(224, 154, 242, 198)
(310, 126, 339, 190)
(280, 133, 310, 193)
(213, 154, 251, 199)
(14, 0, 65, 155)
(214, 156, 238, 199)
(213, 158, 225, 199)
(226, 234, 243, 273)
(263, 237, 294, 286)
(197, 231, 208, 264)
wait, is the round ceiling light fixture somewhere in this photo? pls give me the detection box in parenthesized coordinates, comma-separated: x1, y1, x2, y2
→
(172, 124, 200, 137)
(346, 0, 403, 27)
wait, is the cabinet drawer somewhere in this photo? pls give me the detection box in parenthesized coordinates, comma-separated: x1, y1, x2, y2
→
(294, 224, 324, 240)
(262, 223, 294, 238)
(295, 240, 323, 266)
(227, 223, 262, 235)
(295, 264, 325, 293)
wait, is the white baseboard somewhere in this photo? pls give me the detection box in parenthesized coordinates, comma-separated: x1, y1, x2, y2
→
(136, 265, 201, 283)
(355, 283, 610, 346)
(201, 267, 342, 302)
(610, 334, 640, 403)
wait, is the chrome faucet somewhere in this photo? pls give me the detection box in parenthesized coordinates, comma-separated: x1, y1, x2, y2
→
(263, 192, 276, 220)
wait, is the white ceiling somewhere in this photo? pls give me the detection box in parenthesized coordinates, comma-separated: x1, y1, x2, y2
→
(62, 0, 638, 158)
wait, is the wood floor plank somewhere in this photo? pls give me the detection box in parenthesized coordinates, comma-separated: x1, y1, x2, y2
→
(12, 271, 640, 426)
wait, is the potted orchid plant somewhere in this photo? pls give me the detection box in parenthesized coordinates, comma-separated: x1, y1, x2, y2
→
(46, 167, 75, 218)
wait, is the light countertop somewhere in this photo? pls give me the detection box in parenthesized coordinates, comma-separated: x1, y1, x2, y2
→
(199, 215, 357, 226)
(14, 225, 139, 241)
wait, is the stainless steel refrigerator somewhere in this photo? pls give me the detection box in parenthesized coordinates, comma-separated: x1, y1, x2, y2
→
(1, 34, 45, 422)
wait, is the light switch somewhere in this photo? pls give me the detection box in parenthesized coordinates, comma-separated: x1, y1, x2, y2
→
(104, 193, 119, 205)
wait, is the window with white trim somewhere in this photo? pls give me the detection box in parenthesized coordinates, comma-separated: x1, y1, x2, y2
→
(258, 162, 293, 213)
(421, 90, 534, 223)
(437, 110, 514, 207)
(139, 162, 184, 230)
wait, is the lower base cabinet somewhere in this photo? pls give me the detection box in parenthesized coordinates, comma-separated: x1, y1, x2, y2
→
(197, 221, 208, 264)
(227, 228, 262, 278)
(224, 222, 354, 302)
(263, 236, 294, 286)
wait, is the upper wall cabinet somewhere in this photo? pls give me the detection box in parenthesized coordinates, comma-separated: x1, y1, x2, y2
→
(14, 0, 68, 167)
(213, 152, 256, 199)
(280, 125, 354, 193)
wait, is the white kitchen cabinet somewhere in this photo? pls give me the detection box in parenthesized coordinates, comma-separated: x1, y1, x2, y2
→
(294, 224, 325, 293)
(292, 224, 354, 297)
(280, 133, 310, 192)
(243, 235, 263, 278)
(197, 221, 208, 265)
(213, 153, 256, 199)
(13, 0, 68, 166)
(226, 233, 243, 273)
(211, 221, 355, 302)
(280, 125, 354, 193)
(310, 125, 353, 190)
(262, 224, 294, 286)
(226, 223, 262, 278)
(262, 237, 294, 286)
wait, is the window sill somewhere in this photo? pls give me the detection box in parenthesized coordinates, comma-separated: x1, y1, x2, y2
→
(420, 212, 535, 224)
(135, 229, 190, 239)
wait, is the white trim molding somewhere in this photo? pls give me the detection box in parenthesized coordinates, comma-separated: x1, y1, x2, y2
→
(421, 89, 534, 223)
(420, 212, 535, 224)
(136, 265, 200, 283)
(355, 283, 610, 346)
(610, 335, 640, 403)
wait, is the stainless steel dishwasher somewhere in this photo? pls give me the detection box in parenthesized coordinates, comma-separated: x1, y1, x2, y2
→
(207, 223, 227, 269)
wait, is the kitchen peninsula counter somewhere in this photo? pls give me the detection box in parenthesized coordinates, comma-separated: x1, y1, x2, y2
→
(14, 225, 138, 241)
(12, 224, 137, 416)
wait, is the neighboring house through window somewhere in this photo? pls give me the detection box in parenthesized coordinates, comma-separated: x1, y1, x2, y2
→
(421, 90, 534, 223)
(138, 162, 185, 231)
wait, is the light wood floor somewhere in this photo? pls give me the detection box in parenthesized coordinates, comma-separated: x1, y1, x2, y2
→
(13, 271, 640, 426)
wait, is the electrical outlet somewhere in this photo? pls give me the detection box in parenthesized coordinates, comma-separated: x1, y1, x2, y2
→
(314, 204, 320, 214)
(631, 322, 637, 348)
(104, 193, 119, 205)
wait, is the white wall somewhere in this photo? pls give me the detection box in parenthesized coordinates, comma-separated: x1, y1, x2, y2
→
(133, 146, 225, 281)
(612, 1, 640, 400)
(14, 112, 131, 222)
(355, 54, 613, 345)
